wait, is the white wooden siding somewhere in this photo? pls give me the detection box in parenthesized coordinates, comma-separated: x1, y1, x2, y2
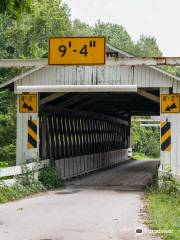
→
(13, 61, 180, 179)
(14, 65, 174, 90)
(160, 85, 180, 177)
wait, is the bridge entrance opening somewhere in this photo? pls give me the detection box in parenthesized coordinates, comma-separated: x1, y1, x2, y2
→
(38, 89, 160, 180)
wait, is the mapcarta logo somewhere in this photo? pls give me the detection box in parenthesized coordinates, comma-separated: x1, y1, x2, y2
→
(135, 227, 143, 235)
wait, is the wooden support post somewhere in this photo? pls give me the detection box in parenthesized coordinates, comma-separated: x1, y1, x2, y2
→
(160, 86, 180, 180)
(16, 93, 39, 165)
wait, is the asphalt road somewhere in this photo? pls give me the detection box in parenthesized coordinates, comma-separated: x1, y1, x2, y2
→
(66, 160, 159, 190)
(0, 160, 161, 240)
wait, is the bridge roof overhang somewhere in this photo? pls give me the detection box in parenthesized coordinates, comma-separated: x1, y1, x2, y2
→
(0, 44, 179, 118)
(0, 44, 180, 91)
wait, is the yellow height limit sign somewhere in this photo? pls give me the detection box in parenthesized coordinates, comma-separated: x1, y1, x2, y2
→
(19, 94, 37, 113)
(161, 94, 180, 113)
(48, 37, 105, 65)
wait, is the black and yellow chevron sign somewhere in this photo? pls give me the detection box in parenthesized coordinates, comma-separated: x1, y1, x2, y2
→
(28, 120, 37, 149)
(161, 121, 171, 152)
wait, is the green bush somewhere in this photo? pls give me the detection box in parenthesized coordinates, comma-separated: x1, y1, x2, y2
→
(0, 144, 16, 165)
(159, 167, 180, 194)
(39, 166, 61, 189)
(0, 161, 9, 168)
(0, 114, 16, 147)
(131, 118, 160, 158)
(0, 164, 46, 203)
(0, 111, 16, 166)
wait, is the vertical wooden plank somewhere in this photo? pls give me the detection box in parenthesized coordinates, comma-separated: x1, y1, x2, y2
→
(48, 115, 56, 160)
(53, 114, 60, 159)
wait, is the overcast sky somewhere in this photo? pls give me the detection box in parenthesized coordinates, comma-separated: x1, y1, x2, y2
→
(63, 0, 180, 56)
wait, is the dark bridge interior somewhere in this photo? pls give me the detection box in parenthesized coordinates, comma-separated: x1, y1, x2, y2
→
(40, 88, 160, 118)
(39, 89, 160, 179)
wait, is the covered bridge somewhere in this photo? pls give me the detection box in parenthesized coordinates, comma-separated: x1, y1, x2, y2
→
(0, 44, 180, 180)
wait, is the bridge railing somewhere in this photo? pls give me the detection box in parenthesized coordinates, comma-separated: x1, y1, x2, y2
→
(0, 160, 49, 186)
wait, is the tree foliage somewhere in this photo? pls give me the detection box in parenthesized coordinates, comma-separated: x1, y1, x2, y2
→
(93, 21, 135, 54)
(0, 2, 165, 164)
(131, 120, 160, 158)
(0, 0, 72, 166)
(134, 35, 162, 57)
(72, 19, 93, 36)
(0, 0, 72, 60)
(0, 0, 33, 19)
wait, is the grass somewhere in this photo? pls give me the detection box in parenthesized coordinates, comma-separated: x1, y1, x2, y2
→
(145, 188, 180, 240)
(0, 181, 45, 203)
(132, 152, 160, 161)
(0, 166, 62, 203)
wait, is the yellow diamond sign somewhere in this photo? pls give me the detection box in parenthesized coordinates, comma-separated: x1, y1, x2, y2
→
(161, 94, 180, 113)
(19, 94, 37, 113)
(48, 37, 105, 65)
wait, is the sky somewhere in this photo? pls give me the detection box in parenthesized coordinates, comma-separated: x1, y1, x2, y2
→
(63, 0, 180, 56)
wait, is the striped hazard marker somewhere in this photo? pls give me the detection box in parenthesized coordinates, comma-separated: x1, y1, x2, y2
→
(161, 121, 171, 152)
(28, 120, 37, 149)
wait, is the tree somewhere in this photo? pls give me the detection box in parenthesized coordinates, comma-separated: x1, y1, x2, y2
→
(93, 20, 135, 54)
(72, 19, 93, 36)
(0, 0, 73, 166)
(0, 0, 33, 19)
(134, 35, 162, 57)
(131, 119, 160, 158)
(0, 1, 72, 60)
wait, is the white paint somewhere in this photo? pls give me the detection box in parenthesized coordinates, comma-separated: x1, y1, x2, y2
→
(16, 84, 137, 93)
(160, 87, 180, 177)
(0, 59, 47, 67)
(8, 48, 180, 179)
(1, 57, 180, 68)
(140, 124, 160, 127)
(0, 160, 49, 186)
(55, 149, 128, 179)
(13, 65, 175, 91)
(16, 94, 39, 165)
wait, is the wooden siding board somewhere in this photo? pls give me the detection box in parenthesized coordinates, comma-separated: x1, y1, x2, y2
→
(14, 65, 173, 88)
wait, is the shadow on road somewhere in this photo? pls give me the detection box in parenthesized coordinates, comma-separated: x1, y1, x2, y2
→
(64, 160, 159, 192)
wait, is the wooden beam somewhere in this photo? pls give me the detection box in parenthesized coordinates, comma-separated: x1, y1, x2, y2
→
(17, 84, 137, 93)
(137, 89, 160, 103)
(132, 119, 160, 122)
(1, 57, 180, 67)
(40, 106, 129, 126)
(140, 124, 160, 127)
(107, 57, 180, 66)
(57, 94, 89, 108)
(39, 92, 67, 105)
(74, 98, 98, 110)
(0, 59, 47, 67)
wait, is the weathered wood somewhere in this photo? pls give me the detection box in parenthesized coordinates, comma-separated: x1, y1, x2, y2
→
(2, 57, 180, 68)
(0, 160, 49, 178)
(47, 115, 55, 160)
(57, 94, 89, 108)
(53, 115, 60, 159)
(40, 105, 129, 126)
(137, 89, 160, 103)
(40, 92, 66, 105)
